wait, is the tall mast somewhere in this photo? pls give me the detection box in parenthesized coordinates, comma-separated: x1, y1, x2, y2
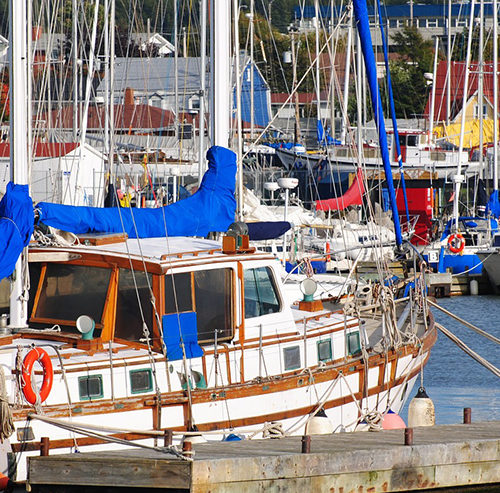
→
(493, 0, 498, 191)
(340, 7, 353, 145)
(446, 0, 451, 125)
(72, 0, 78, 141)
(478, 0, 484, 179)
(452, 0, 476, 230)
(209, 0, 230, 147)
(8, 0, 30, 329)
(249, 0, 255, 140)
(315, 0, 322, 141)
(233, 0, 243, 220)
(174, 1, 179, 157)
(197, 0, 207, 183)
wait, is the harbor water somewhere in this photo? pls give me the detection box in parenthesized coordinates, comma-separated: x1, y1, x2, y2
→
(402, 295, 500, 425)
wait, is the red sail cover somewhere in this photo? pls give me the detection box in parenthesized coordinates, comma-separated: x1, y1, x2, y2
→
(315, 168, 365, 211)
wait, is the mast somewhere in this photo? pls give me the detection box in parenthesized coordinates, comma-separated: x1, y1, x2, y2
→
(352, 0, 403, 247)
(478, 0, 484, 180)
(340, 7, 353, 145)
(315, 0, 322, 143)
(493, 0, 498, 191)
(72, 0, 78, 141)
(452, 0, 476, 231)
(446, 0, 451, 125)
(233, 0, 243, 220)
(8, 0, 30, 329)
(198, 0, 207, 183)
(429, 37, 439, 147)
(249, 0, 255, 140)
(174, 2, 179, 157)
(209, 0, 230, 147)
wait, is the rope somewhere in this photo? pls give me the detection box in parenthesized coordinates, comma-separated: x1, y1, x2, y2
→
(28, 414, 188, 460)
(435, 323, 500, 378)
(429, 299, 500, 345)
(0, 367, 14, 440)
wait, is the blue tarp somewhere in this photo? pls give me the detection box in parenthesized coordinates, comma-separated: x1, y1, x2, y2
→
(162, 311, 203, 361)
(247, 221, 291, 241)
(0, 182, 34, 281)
(487, 190, 500, 218)
(37, 146, 237, 238)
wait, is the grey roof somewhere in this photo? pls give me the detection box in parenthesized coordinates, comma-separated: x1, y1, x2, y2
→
(97, 57, 208, 96)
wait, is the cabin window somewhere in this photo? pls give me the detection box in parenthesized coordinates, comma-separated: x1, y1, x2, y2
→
(347, 331, 361, 356)
(193, 268, 233, 343)
(317, 339, 332, 362)
(130, 369, 153, 394)
(33, 264, 110, 330)
(79, 375, 104, 400)
(165, 272, 192, 314)
(407, 135, 418, 147)
(244, 267, 281, 318)
(283, 346, 301, 371)
(115, 269, 153, 343)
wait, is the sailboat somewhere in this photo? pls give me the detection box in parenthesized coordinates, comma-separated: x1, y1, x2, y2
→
(0, 0, 436, 485)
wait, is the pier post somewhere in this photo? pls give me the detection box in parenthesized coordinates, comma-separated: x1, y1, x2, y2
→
(164, 430, 173, 446)
(464, 407, 471, 424)
(40, 437, 50, 456)
(404, 428, 413, 446)
(301, 435, 311, 453)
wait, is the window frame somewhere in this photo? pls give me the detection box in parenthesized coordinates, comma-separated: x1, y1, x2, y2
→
(243, 266, 282, 319)
(78, 374, 104, 401)
(317, 339, 333, 362)
(30, 261, 114, 332)
(129, 368, 154, 394)
(283, 345, 301, 371)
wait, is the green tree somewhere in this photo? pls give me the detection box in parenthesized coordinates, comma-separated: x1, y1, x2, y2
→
(388, 26, 436, 118)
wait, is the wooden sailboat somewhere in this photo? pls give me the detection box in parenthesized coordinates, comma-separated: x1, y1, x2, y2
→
(0, 0, 436, 485)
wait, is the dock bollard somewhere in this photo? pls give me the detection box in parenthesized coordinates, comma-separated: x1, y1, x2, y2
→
(301, 435, 311, 453)
(404, 428, 413, 446)
(182, 440, 193, 457)
(463, 407, 471, 424)
(164, 430, 173, 447)
(40, 437, 50, 456)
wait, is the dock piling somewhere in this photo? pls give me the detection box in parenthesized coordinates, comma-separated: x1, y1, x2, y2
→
(163, 429, 173, 446)
(40, 437, 50, 456)
(404, 427, 413, 445)
(464, 407, 472, 424)
(301, 435, 311, 453)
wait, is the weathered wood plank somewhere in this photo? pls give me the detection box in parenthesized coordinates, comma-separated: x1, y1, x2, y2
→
(27, 422, 500, 492)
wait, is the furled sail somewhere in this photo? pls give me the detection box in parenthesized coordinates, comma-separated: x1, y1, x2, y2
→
(0, 182, 34, 280)
(315, 168, 364, 211)
(36, 146, 237, 238)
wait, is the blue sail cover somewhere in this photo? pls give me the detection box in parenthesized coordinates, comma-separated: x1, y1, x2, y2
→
(37, 146, 237, 238)
(487, 190, 500, 218)
(247, 221, 291, 240)
(353, 0, 403, 247)
(0, 182, 34, 280)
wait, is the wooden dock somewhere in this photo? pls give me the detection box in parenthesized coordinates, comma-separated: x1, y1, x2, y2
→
(26, 421, 500, 492)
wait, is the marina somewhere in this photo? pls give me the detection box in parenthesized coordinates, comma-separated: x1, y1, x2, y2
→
(0, 0, 500, 491)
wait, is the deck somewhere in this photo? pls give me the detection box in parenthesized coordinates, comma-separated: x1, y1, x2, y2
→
(26, 421, 500, 492)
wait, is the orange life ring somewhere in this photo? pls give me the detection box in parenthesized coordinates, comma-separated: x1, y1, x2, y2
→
(447, 233, 465, 254)
(325, 242, 331, 262)
(21, 348, 53, 405)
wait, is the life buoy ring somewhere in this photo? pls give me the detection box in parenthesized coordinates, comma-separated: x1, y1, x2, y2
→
(448, 233, 465, 254)
(325, 242, 331, 262)
(21, 348, 53, 405)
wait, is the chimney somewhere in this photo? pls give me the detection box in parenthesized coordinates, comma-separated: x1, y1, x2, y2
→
(124, 87, 135, 106)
